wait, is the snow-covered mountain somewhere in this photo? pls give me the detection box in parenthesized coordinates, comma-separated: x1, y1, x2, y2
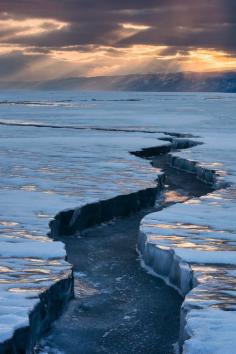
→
(1, 72, 236, 92)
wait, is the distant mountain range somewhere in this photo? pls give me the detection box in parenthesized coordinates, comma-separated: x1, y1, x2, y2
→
(1, 72, 236, 92)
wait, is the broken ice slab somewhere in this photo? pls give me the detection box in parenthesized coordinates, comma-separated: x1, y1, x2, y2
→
(139, 187, 236, 353)
(0, 235, 73, 353)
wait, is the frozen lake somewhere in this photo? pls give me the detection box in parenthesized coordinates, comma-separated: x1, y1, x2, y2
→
(0, 91, 235, 352)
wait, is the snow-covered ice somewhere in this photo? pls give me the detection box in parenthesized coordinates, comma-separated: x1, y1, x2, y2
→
(140, 191, 236, 353)
(137, 93, 236, 352)
(0, 91, 170, 348)
(0, 90, 236, 351)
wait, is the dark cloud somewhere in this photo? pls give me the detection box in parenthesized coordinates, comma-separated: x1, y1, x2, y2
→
(0, 51, 43, 79)
(0, 0, 235, 80)
(119, 23, 236, 52)
(5, 22, 122, 47)
(0, 0, 235, 51)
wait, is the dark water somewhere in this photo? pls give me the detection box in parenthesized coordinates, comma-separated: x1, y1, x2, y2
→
(37, 157, 212, 354)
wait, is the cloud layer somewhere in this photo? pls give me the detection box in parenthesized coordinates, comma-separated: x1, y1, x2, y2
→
(0, 0, 235, 80)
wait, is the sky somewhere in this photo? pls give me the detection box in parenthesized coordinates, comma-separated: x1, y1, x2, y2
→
(0, 0, 236, 81)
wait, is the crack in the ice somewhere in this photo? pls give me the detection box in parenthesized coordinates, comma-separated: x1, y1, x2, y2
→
(0, 120, 199, 138)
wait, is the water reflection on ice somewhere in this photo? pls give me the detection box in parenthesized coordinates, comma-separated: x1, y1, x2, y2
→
(0, 94, 170, 344)
(0, 91, 236, 349)
(140, 186, 236, 353)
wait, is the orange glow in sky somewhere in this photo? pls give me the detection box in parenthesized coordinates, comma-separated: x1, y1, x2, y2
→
(0, 5, 235, 81)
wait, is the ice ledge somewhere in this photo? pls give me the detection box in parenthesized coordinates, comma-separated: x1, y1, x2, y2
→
(138, 154, 236, 353)
(0, 140, 170, 352)
(49, 175, 165, 238)
(0, 240, 74, 353)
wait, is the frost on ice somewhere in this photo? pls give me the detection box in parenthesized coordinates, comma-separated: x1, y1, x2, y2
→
(138, 102, 236, 353)
(0, 91, 170, 347)
(0, 91, 236, 351)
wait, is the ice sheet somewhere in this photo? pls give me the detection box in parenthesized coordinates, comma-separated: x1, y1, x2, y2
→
(0, 91, 236, 351)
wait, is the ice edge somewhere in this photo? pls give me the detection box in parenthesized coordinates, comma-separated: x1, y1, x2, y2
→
(137, 148, 232, 353)
(0, 140, 173, 353)
(0, 136, 205, 352)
